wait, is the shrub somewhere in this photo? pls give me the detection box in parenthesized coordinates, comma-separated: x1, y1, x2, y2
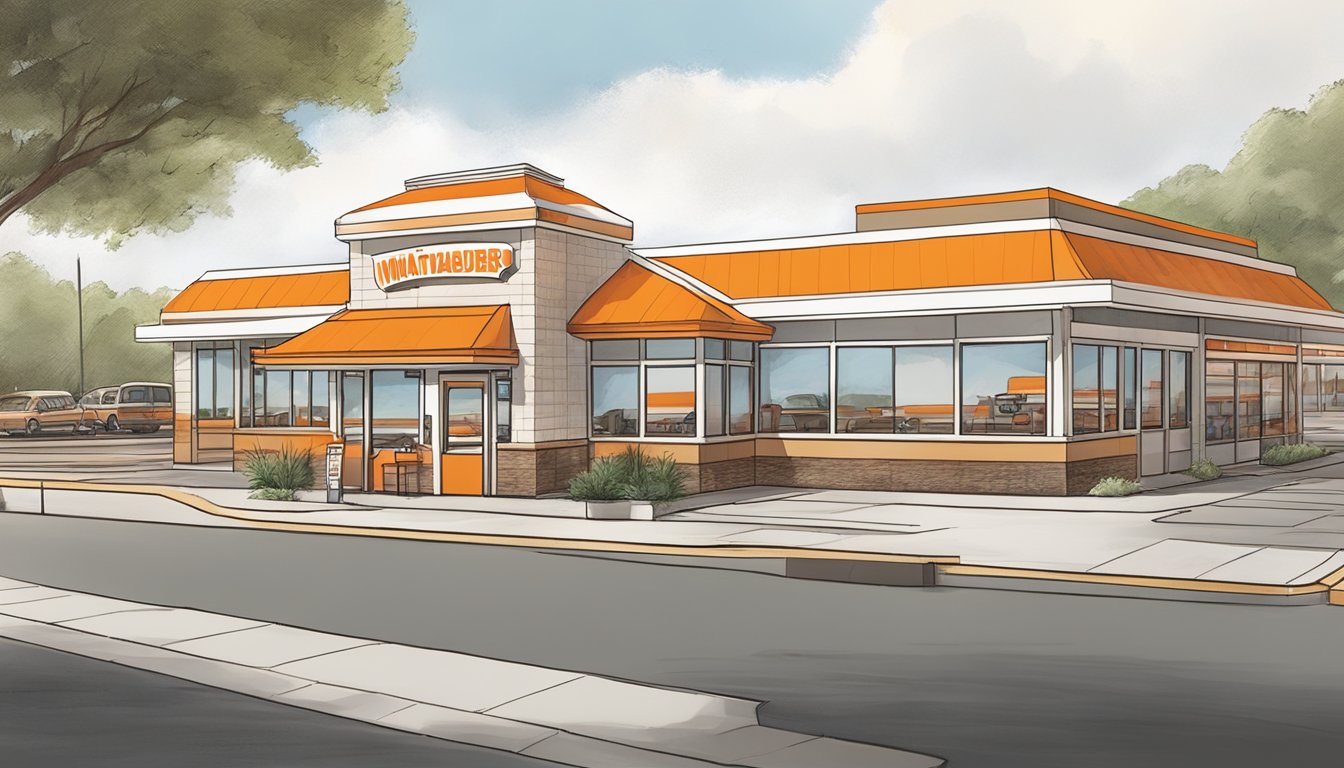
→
(248, 487, 298, 501)
(568, 446, 686, 502)
(568, 454, 629, 501)
(1183, 459, 1222, 481)
(1261, 443, 1330, 466)
(242, 447, 315, 493)
(1088, 476, 1142, 497)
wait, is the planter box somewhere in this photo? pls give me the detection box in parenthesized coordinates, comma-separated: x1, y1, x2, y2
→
(584, 500, 632, 520)
(629, 501, 655, 521)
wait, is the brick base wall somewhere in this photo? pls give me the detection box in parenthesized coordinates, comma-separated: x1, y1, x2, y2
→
(756, 455, 1133, 496)
(693, 457, 757, 494)
(497, 442, 588, 497)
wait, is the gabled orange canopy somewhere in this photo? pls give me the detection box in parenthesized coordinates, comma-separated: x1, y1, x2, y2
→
(164, 269, 349, 314)
(253, 305, 518, 367)
(568, 261, 774, 341)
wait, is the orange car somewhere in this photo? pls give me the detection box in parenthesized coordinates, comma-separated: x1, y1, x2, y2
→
(78, 382, 173, 433)
(0, 390, 82, 436)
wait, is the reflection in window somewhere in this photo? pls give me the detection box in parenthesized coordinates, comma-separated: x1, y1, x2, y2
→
(961, 342, 1047, 435)
(645, 366, 696, 436)
(1169, 351, 1190, 429)
(1206, 360, 1235, 443)
(1141, 349, 1164, 429)
(1304, 364, 1320, 412)
(1286, 365, 1299, 434)
(895, 346, 954, 434)
(837, 347, 893, 433)
(263, 370, 292, 426)
(1237, 362, 1262, 440)
(1100, 346, 1119, 431)
(445, 386, 484, 445)
(1325, 365, 1344, 411)
(340, 373, 365, 489)
(1123, 347, 1137, 430)
(760, 347, 830, 433)
(195, 346, 235, 420)
(251, 369, 329, 428)
(645, 338, 694, 359)
(705, 364, 725, 437)
(729, 365, 752, 434)
(1262, 363, 1285, 437)
(1072, 344, 1100, 434)
(371, 370, 421, 452)
(591, 367, 637, 436)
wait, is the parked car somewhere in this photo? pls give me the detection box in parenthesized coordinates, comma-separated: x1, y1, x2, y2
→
(0, 391, 82, 436)
(78, 382, 173, 433)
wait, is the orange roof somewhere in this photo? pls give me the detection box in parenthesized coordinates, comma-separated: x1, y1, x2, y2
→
(164, 269, 349, 314)
(856, 188, 1257, 249)
(568, 262, 774, 341)
(252, 305, 517, 367)
(649, 230, 1333, 311)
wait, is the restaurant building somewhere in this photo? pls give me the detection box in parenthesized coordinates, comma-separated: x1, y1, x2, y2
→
(137, 164, 1344, 497)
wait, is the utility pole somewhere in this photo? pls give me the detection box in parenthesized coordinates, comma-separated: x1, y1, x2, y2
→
(76, 256, 85, 396)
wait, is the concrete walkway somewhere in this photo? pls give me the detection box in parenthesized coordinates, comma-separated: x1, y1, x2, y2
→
(0, 576, 943, 768)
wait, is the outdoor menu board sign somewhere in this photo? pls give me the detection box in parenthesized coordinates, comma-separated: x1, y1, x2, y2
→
(325, 443, 344, 503)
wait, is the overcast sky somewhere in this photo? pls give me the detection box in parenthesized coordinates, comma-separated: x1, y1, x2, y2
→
(11, 0, 1344, 291)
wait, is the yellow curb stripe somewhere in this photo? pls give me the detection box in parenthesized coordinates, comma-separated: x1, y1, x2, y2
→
(0, 478, 956, 565)
(939, 564, 1329, 597)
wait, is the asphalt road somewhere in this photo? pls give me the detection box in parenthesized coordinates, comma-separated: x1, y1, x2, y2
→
(0, 431, 173, 475)
(2, 513, 1343, 767)
(0, 637, 557, 768)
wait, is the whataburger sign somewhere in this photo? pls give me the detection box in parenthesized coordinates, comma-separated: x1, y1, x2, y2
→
(372, 242, 516, 291)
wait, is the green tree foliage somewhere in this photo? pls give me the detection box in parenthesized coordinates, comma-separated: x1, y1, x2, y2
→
(0, 252, 173, 395)
(1123, 80, 1344, 309)
(0, 0, 413, 243)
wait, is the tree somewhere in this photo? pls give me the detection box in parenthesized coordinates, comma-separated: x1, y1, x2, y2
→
(0, 0, 413, 244)
(1123, 80, 1344, 309)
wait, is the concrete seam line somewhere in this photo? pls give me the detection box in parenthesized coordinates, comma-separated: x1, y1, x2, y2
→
(0, 477, 958, 565)
(937, 564, 1329, 596)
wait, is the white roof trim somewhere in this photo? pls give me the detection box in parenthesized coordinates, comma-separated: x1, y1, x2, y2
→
(336, 218, 633, 244)
(135, 314, 332, 343)
(159, 305, 346, 323)
(336, 192, 631, 229)
(740, 281, 1115, 321)
(1055, 219, 1293, 276)
(1109, 282, 1344, 330)
(195, 263, 348, 281)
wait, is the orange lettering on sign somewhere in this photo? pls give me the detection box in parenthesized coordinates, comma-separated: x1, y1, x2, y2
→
(487, 248, 501, 273)
(473, 249, 485, 272)
(436, 252, 450, 273)
(500, 249, 513, 268)
(449, 252, 462, 272)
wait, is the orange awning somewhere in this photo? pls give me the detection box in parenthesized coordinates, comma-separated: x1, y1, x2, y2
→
(568, 261, 774, 341)
(164, 269, 349, 314)
(252, 305, 518, 367)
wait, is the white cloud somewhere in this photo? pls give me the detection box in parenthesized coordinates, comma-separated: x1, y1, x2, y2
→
(9, 0, 1344, 291)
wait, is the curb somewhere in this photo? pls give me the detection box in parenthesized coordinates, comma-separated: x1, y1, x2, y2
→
(0, 576, 945, 768)
(4, 477, 1343, 605)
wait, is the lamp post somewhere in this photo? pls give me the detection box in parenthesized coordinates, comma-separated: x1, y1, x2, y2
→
(76, 256, 85, 396)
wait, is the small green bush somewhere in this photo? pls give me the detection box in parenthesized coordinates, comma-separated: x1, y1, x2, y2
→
(1088, 476, 1142, 497)
(568, 454, 629, 500)
(242, 447, 315, 493)
(1261, 443, 1330, 466)
(248, 487, 298, 501)
(568, 446, 686, 502)
(1184, 459, 1222, 481)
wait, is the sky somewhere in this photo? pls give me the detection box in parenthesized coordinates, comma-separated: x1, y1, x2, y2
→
(10, 0, 1344, 292)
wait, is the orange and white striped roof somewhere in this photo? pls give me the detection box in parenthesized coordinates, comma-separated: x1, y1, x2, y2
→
(335, 164, 633, 243)
(162, 263, 350, 317)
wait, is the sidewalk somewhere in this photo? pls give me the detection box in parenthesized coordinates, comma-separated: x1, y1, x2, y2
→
(4, 456, 1344, 604)
(0, 575, 943, 768)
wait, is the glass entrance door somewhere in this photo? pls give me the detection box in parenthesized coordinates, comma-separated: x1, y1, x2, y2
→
(1139, 348, 1166, 476)
(441, 378, 487, 495)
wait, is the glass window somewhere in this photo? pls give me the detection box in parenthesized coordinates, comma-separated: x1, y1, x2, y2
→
(310, 373, 330, 428)
(1237, 361, 1262, 440)
(1169, 351, 1190, 429)
(340, 372, 365, 489)
(729, 365, 752, 435)
(495, 378, 512, 443)
(1123, 346, 1137, 430)
(960, 342, 1048, 435)
(1100, 346, 1118, 432)
(262, 370, 292, 427)
(292, 371, 311, 428)
(195, 348, 215, 419)
(591, 339, 640, 361)
(645, 338, 695, 359)
(729, 340, 754, 361)
(125, 387, 148, 403)
(760, 347, 830, 433)
(1261, 363, 1285, 437)
(445, 386, 484, 445)
(895, 345, 955, 434)
(1205, 360, 1236, 443)
(591, 366, 637, 436)
(102, 391, 117, 405)
(152, 386, 172, 404)
(214, 347, 234, 418)
(1324, 365, 1344, 411)
(1304, 364, 1320, 413)
(1072, 344, 1100, 435)
(371, 371, 421, 451)
(704, 339, 726, 360)
(645, 366, 696, 436)
(1286, 365, 1298, 435)
(705, 364, 725, 437)
(1141, 349, 1164, 429)
(837, 347, 893, 433)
